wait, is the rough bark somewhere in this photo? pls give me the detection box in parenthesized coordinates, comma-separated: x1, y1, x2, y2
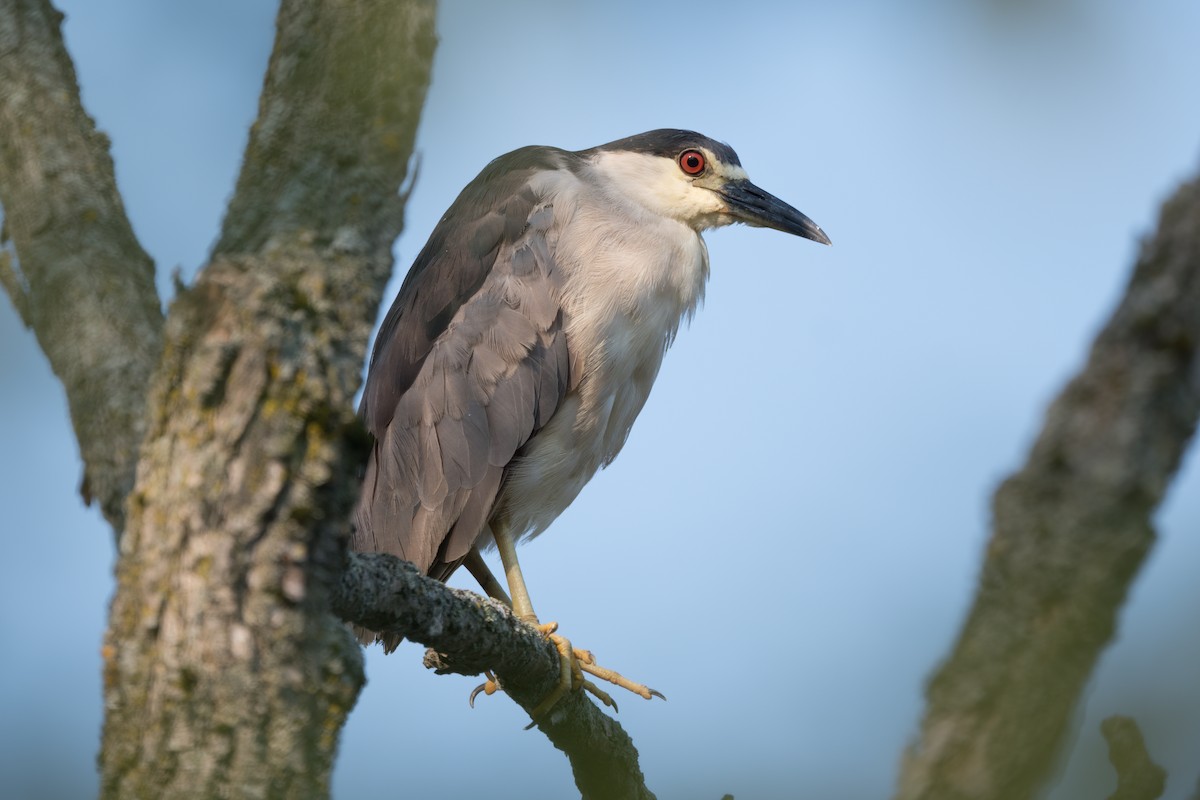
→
(97, 1, 435, 797)
(0, 0, 162, 531)
(895, 174, 1200, 800)
(334, 552, 657, 800)
(100, 249, 375, 798)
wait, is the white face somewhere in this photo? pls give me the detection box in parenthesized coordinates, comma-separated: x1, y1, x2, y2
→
(586, 147, 751, 231)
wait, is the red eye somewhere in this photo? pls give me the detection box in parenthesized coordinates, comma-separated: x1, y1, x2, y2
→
(678, 149, 706, 176)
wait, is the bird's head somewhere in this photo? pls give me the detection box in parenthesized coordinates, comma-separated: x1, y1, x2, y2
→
(581, 129, 830, 245)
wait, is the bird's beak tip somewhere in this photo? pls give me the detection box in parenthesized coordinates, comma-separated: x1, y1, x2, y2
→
(721, 179, 830, 248)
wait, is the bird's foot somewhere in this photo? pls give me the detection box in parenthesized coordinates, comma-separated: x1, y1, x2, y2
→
(526, 621, 664, 726)
(468, 620, 665, 724)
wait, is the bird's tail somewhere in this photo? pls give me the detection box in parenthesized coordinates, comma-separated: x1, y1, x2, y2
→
(353, 626, 405, 653)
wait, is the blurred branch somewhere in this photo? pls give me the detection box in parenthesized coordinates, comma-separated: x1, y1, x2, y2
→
(895, 172, 1200, 800)
(0, 0, 162, 532)
(333, 552, 657, 800)
(1101, 716, 1165, 800)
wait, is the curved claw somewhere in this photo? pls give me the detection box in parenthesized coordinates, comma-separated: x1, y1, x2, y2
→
(580, 679, 617, 712)
(578, 659, 665, 702)
(469, 671, 500, 708)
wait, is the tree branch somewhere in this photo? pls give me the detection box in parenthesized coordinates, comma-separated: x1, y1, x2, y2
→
(332, 552, 657, 800)
(212, 0, 433, 267)
(895, 172, 1200, 799)
(1101, 716, 1166, 800)
(0, 0, 162, 531)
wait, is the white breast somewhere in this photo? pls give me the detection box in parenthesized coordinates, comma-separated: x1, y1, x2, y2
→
(496, 168, 710, 541)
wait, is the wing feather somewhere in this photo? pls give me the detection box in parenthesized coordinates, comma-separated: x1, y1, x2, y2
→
(352, 149, 574, 647)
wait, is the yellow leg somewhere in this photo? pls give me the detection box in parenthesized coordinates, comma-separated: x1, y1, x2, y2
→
(491, 520, 537, 623)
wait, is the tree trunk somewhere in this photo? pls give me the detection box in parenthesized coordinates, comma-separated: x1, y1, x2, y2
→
(92, 1, 435, 796)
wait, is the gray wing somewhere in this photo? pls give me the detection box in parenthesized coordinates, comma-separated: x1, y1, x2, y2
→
(353, 149, 573, 647)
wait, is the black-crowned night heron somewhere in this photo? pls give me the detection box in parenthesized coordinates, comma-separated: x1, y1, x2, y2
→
(353, 129, 829, 716)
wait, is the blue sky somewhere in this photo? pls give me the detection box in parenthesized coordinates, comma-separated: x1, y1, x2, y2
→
(2, 1, 1200, 797)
